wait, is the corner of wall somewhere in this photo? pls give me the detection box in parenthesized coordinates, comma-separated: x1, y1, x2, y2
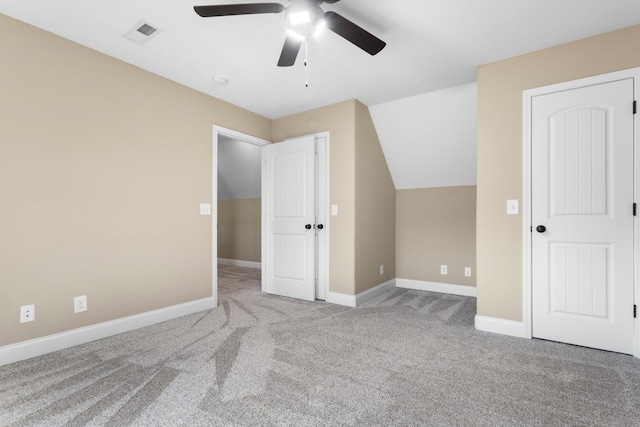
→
(353, 101, 396, 294)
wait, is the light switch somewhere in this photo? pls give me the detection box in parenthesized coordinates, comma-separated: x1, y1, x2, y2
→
(331, 204, 338, 216)
(507, 199, 519, 215)
(200, 203, 212, 216)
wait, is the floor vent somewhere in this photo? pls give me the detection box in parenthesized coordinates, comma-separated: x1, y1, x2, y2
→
(122, 20, 163, 45)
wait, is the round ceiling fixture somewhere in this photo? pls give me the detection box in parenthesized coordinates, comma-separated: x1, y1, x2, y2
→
(212, 76, 228, 86)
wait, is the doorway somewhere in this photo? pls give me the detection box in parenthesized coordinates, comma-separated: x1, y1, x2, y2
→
(212, 126, 270, 307)
(523, 69, 640, 356)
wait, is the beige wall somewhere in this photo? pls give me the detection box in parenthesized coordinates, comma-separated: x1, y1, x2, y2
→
(477, 23, 640, 322)
(272, 101, 357, 295)
(0, 14, 271, 347)
(354, 101, 396, 293)
(217, 198, 261, 262)
(397, 187, 476, 286)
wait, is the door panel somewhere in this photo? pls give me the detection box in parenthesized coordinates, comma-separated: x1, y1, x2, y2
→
(264, 137, 315, 301)
(532, 78, 634, 354)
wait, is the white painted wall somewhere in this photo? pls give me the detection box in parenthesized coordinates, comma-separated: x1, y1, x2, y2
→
(369, 82, 477, 189)
(218, 136, 262, 200)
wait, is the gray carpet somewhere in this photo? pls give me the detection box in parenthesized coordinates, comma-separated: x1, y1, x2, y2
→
(1, 265, 640, 426)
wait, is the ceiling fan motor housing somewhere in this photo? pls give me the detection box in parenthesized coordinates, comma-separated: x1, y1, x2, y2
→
(285, 0, 325, 29)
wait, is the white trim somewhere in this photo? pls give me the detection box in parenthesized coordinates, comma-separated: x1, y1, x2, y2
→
(355, 279, 396, 306)
(522, 79, 534, 340)
(217, 258, 261, 269)
(213, 126, 270, 306)
(635, 74, 640, 358)
(523, 67, 640, 356)
(315, 133, 330, 302)
(474, 315, 528, 338)
(0, 298, 214, 367)
(396, 278, 477, 297)
(326, 292, 356, 307)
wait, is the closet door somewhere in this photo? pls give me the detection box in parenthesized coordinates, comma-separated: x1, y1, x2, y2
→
(531, 78, 634, 354)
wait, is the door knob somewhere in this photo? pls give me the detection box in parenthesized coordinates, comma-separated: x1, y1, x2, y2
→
(317, 224, 324, 230)
(536, 225, 546, 233)
(305, 224, 312, 230)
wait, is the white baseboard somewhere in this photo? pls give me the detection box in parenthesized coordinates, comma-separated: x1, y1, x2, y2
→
(0, 297, 214, 367)
(325, 279, 396, 308)
(326, 292, 356, 307)
(217, 258, 261, 269)
(356, 279, 396, 306)
(396, 278, 477, 297)
(474, 315, 528, 338)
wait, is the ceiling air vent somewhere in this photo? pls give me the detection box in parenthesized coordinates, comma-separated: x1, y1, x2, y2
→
(122, 20, 163, 46)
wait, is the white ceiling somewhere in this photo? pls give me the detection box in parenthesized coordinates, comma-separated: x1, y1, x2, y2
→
(3, 1, 640, 190)
(370, 82, 477, 189)
(1, 0, 639, 120)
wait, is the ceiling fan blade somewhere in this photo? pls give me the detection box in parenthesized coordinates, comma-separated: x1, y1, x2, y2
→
(194, 3, 285, 17)
(277, 34, 303, 67)
(321, 0, 341, 3)
(324, 11, 386, 55)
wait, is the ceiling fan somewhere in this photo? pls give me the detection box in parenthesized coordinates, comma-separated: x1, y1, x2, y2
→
(194, 0, 386, 67)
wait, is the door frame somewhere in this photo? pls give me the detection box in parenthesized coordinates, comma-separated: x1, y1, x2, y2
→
(522, 67, 640, 357)
(212, 126, 270, 308)
(261, 132, 330, 300)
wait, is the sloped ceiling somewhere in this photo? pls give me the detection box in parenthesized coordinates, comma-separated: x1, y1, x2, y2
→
(370, 83, 477, 189)
(218, 136, 262, 200)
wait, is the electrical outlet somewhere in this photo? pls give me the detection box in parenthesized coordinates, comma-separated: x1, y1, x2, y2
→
(20, 305, 35, 323)
(379, 264, 384, 275)
(74, 295, 88, 313)
(440, 265, 448, 275)
(465, 267, 472, 277)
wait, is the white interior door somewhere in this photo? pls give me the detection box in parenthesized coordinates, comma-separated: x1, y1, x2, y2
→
(264, 136, 316, 301)
(531, 78, 635, 354)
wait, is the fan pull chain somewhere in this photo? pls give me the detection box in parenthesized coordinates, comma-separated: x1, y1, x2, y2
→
(304, 33, 309, 88)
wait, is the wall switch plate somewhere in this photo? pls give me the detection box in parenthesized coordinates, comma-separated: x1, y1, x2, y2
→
(20, 304, 35, 323)
(440, 265, 448, 275)
(465, 267, 472, 277)
(331, 204, 338, 216)
(200, 203, 212, 216)
(379, 264, 384, 275)
(74, 295, 88, 313)
(507, 199, 519, 215)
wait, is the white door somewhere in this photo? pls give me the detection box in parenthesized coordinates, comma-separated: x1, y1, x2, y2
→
(531, 78, 635, 354)
(264, 136, 316, 301)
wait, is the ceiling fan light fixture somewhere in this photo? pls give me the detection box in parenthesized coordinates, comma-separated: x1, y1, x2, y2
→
(288, 10, 312, 26)
(314, 19, 327, 37)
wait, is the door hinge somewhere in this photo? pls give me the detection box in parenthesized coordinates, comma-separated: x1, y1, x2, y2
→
(634, 100, 637, 114)
(634, 203, 637, 216)
(530, 225, 532, 232)
(634, 305, 637, 318)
